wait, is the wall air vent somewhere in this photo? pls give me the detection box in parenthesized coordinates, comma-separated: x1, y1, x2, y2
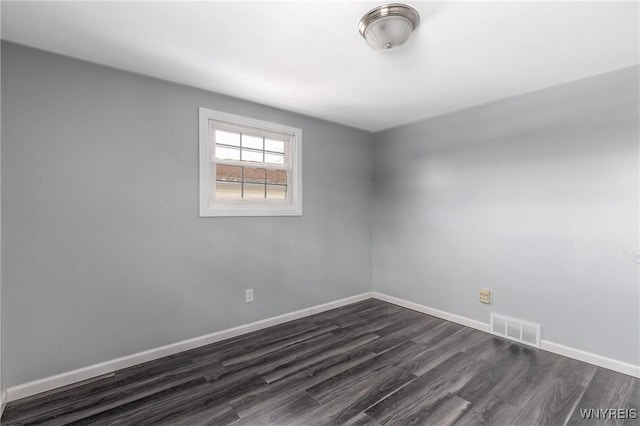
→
(490, 313, 541, 348)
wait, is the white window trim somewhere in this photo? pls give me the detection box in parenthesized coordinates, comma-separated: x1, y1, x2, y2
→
(199, 107, 302, 217)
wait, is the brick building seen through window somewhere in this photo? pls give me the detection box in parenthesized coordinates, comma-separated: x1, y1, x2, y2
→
(216, 165, 287, 200)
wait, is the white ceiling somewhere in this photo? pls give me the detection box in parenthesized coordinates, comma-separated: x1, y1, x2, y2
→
(2, 1, 638, 132)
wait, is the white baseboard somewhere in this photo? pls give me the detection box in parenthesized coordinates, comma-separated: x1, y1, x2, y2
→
(540, 340, 640, 378)
(5, 292, 373, 403)
(373, 292, 640, 379)
(372, 292, 492, 334)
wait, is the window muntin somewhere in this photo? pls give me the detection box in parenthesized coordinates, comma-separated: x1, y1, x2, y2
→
(199, 108, 302, 217)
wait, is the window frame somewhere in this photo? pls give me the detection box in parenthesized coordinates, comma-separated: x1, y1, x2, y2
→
(199, 107, 302, 217)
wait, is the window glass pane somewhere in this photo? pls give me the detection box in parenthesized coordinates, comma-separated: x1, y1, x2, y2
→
(243, 183, 265, 199)
(216, 146, 240, 161)
(243, 167, 266, 184)
(266, 184, 287, 200)
(216, 130, 240, 147)
(265, 152, 284, 165)
(216, 164, 242, 182)
(241, 149, 263, 163)
(266, 169, 287, 185)
(216, 182, 242, 199)
(242, 134, 263, 150)
(265, 138, 285, 153)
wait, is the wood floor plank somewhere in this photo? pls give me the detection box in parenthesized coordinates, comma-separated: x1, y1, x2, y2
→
(342, 412, 382, 426)
(356, 304, 403, 321)
(184, 318, 321, 363)
(261, 333, 380, 383)
(82, 374, 266, 426)
(405, 334, 506, 379)
(411, 320, 466, 346)
(554, 357, 598, 389)
(2, 357, 226, 425)
(453, 346, 528, 405)
(511, 377, 587, 426)
(566, 367, 639, 426)
(373, 311, 439, 338)
(364, 351, 472, 424)
(401, 393, 471, 426)
(227, 342, 379, 419)
(623, 380, 640, 426)
(306, 300, 381, 326)
(400, 332, 500, 377)
(155, 401, 239, 426)
(219, 325, 340, 366)
(427, 326, 487, 353)
(365, 317, 439, 354)
(290, 366, 416, 425)
(492, 346, 562, 409)
(401, 348, 458, 376)
(231, 392, 320, 426)
(73, 378, 214, 426)
(335, 315, 402, 337)
(203, 331, 342, 384)
(425, 393, 472, 425)
(1, 352, 197, 422)
(145, 374, 267, 426)
(305, 341, 423, 404)
(453, 395, 521, 426)
(365, 338, 523, 425)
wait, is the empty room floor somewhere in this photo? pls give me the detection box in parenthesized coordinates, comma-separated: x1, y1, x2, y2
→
(2, 299, 639, 425)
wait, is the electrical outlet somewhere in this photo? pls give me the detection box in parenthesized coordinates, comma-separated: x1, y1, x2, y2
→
(245, 289, 254, 303)
(479, 288, 491, 304)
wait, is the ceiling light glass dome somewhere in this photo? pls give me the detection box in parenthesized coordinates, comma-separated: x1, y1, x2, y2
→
(358, 3, 420, 50)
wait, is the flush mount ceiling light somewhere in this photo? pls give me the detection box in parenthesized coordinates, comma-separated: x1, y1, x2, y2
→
(358, 3, 420, 50)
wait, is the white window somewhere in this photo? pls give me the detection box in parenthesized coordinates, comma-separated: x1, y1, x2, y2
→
(199, 108, 302, 217)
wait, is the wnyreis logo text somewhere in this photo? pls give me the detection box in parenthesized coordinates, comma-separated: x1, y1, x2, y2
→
(580, 409, 637, 420)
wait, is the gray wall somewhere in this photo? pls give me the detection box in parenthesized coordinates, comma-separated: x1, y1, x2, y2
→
(2, 41, 638, 389)
(373, 66, 640, 365)
(1, 42, 373, 387)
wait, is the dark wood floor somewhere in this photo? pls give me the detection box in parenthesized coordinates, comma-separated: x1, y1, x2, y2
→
(3, 299, 639, 425)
